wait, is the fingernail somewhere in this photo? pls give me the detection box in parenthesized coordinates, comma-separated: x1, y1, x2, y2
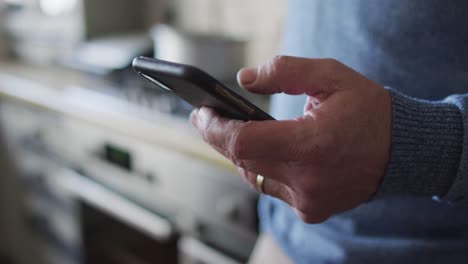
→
(198, 107, 210, 125)
(237, 67, 258, 87)
(189, 109, 199, 127)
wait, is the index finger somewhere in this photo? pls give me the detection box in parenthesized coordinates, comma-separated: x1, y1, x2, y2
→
(192, 107, 315, 162)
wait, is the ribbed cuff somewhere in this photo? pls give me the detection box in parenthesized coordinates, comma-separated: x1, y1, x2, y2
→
(375, 89, 463, 198)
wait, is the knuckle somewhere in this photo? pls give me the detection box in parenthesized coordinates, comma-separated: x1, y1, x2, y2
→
(229, 135, 244, 161)
(322, 58, 341, 73)
(320, 58, 344, 84)
(268, 55, 290, 76)
(230, 140, 244, 161)
(227, 123, 251, 160)
(199, 117, 217, 143)
(200, 127, 213, 144)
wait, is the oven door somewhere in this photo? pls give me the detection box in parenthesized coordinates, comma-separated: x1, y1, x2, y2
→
(178, 236, 242, 264)
(57, 169, 246, 264)
(55, 169, 179, 264)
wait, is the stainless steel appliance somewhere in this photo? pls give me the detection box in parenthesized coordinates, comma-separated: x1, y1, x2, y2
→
(0, 75, 258, 263)
(152, 25, 247, 82)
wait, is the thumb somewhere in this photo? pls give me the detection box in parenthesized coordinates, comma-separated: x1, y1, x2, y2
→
(237, 56, 343, 96)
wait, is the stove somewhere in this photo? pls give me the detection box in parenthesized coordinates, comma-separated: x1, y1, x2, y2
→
(0, 71, 260, 263)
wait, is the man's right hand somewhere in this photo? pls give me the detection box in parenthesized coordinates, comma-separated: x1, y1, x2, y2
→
(191, 56, 392, 223)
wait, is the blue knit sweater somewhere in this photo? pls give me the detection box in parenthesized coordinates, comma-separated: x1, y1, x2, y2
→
(260, 1, 468, 263)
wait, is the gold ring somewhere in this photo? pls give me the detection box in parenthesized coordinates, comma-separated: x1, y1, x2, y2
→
(256, 175, 265, 193)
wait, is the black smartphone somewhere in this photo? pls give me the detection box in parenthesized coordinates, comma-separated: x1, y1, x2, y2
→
(132, 56, 274, 121)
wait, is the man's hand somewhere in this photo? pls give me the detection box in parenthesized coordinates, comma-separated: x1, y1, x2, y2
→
(190, 56, 392, 223)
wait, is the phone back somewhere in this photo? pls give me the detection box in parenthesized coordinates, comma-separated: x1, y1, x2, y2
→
(132, 57, 274, 121)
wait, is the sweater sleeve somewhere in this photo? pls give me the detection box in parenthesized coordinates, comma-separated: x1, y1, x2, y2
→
(375, 88, 468, 205)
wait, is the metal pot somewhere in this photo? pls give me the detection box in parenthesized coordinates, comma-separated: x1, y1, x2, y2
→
(151, 25, 247, 82)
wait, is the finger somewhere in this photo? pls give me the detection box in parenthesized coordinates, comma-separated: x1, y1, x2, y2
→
(237, 56, 345, 96)
(240, 167, 332, 223)
(191, 108, 233, 156)
(193, 108, 298, 184)
(293, 208, 330, 224)
(262, 177, 295, 206)
(191, 107, 245, 159)
(303, 96, 320, 113)
(239, 168, 295, 206)
(193, 107, 314, 162)
(236, 167, 257, 189)
(236, 159, 291, 185)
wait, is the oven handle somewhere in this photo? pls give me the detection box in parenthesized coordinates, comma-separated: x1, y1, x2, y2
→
(54, 168, 174, 242)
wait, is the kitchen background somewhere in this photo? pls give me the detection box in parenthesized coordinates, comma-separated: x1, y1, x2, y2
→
(0, 0, 285, 263)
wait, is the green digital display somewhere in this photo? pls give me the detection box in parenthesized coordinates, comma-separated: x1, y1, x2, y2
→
(104, 144, 132, 171)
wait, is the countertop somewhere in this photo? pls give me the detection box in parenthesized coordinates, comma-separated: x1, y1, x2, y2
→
(0, 60, 234, 171)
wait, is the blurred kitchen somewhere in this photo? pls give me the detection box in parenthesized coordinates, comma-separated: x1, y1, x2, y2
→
(0, 0, 285, 263)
